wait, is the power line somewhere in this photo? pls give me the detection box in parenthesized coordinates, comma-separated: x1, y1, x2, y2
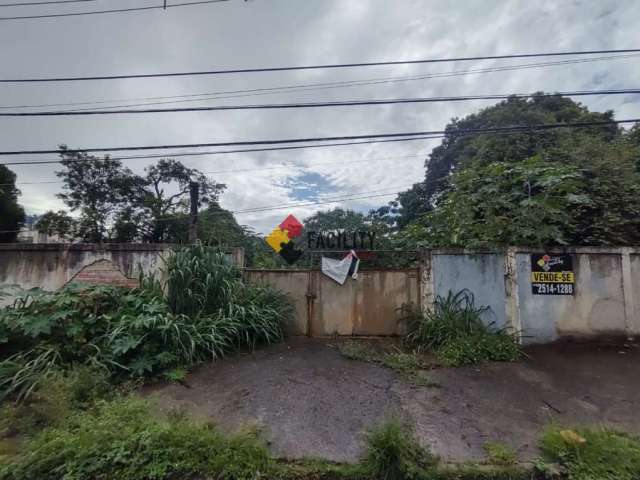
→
(0, 118, 636, 157)
(3, 89, 638, 116)
(0, 136, 447, 166)
(3, 54, 637, 111)
(10, 154, 423, 186)
(0, 0, 96, 6)
(0, 0, 229, 21)
(2, 48, 640, 82)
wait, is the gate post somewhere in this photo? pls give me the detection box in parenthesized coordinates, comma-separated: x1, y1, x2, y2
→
(504, 247, 522, 342)
(418, 249, 434, 311)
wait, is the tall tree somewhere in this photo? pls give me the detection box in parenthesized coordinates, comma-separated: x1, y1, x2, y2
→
(404, 123, 640, 247)
(133, 159, 226, 242)
(0, 166, 25, 243)
(56, 147, 137, 242)
(396, 94, 618, 223)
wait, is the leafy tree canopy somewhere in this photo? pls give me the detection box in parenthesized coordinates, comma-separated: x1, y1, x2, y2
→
(399, 97, 640, 247)
(35, 210, 77, 241)
(0, 165, 25, 243)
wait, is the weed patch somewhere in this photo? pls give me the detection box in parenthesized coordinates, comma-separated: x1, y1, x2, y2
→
(363, 419, 436, 480)
(483, 442, 518, 466)
(540, 426, 640, 480)
(338, 341, 437, 386)
(0, 396, 273, 480)
(401, 290, 521, 367)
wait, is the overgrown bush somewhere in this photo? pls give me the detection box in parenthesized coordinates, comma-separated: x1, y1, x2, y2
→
(0, 245, 292, 401)
(540, 427, 640, 480)
(401, 290, 521, 367)
(363, 419, 436, 480)
(0, 396, 273, 480)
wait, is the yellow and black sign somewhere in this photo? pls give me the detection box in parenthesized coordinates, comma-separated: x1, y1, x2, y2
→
(531, 254, 575, 295)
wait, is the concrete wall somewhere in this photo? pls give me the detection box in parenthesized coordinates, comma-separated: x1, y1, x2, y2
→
(432, 253, 507, 329)
(421, 247, 640, 344)
(0, 244, 244, 306)
(0, 244, 169, 306)
(2, 244, 637, 343)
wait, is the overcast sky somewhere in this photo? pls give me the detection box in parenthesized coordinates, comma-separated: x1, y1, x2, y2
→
(1, 0, 639, 234)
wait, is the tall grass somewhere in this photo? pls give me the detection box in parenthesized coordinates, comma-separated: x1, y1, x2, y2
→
(401, 290, 521, 366)
(164, 244, 241, 317)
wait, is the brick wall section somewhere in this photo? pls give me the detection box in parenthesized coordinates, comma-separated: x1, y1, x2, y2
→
(73, 259, 139, 288)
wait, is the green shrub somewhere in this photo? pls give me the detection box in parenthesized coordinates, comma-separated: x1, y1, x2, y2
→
(0, 246, 292, 401)
(363, 419, 436, 480)
(541, 426, 640, 480)
(401, 290, 521, 367)
(1, 397, 273, 480)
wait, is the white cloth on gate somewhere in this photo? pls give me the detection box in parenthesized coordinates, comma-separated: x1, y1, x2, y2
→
(321, 250, 360, 285)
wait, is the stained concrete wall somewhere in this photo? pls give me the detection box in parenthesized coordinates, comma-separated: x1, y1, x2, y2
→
(421, 247, 640, 344)
(432, 253, 507, 329)
(0, 244, 244, 307)
(513, 248, 635, 343)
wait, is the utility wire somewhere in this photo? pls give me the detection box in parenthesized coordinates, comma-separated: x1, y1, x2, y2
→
(9, 154, 423, 186)
(2, 48, 639, 82)
(3, 54, 637, 111)
(0, 0, 229, 21)
(0, 118, 636, 157)
(0, 135, 447, 166)
(0, 0, 96, 6)
(3, 89, 638, 116)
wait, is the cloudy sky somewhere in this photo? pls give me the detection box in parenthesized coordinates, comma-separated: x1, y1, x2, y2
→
(1, 0, 639, 233)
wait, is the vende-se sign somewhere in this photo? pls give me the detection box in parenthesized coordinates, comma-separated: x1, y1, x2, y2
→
(531, 254, 575, 295)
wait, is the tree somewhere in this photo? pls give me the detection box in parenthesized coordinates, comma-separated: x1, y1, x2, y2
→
(0, 166, 25, 243)
(35, 210, 77, 241)
(132, 159, 226, 242)
(407, 135, 640, 248)
(56, 147, 137, 242)
(396, 94, 619, 223)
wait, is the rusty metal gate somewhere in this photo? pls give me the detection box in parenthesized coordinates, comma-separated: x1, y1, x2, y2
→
(245, 251, 420, 336)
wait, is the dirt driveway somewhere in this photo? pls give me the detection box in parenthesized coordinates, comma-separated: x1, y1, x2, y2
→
(146, 338, 640, 463)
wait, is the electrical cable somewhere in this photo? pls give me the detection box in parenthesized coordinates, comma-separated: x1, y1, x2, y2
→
(2, 89, 637, 116)
(3, 54, 637, 111)
(0, 118, 636, 157)
(0, 0, 229, 21)
(2, 48, 639, 81)
(8, 154, 423, 186)
(0, 0, 96, 7)
(0, 135, 446, 166)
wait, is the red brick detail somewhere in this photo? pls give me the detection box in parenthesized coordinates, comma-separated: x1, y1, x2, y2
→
(72, 260, 139, 288)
